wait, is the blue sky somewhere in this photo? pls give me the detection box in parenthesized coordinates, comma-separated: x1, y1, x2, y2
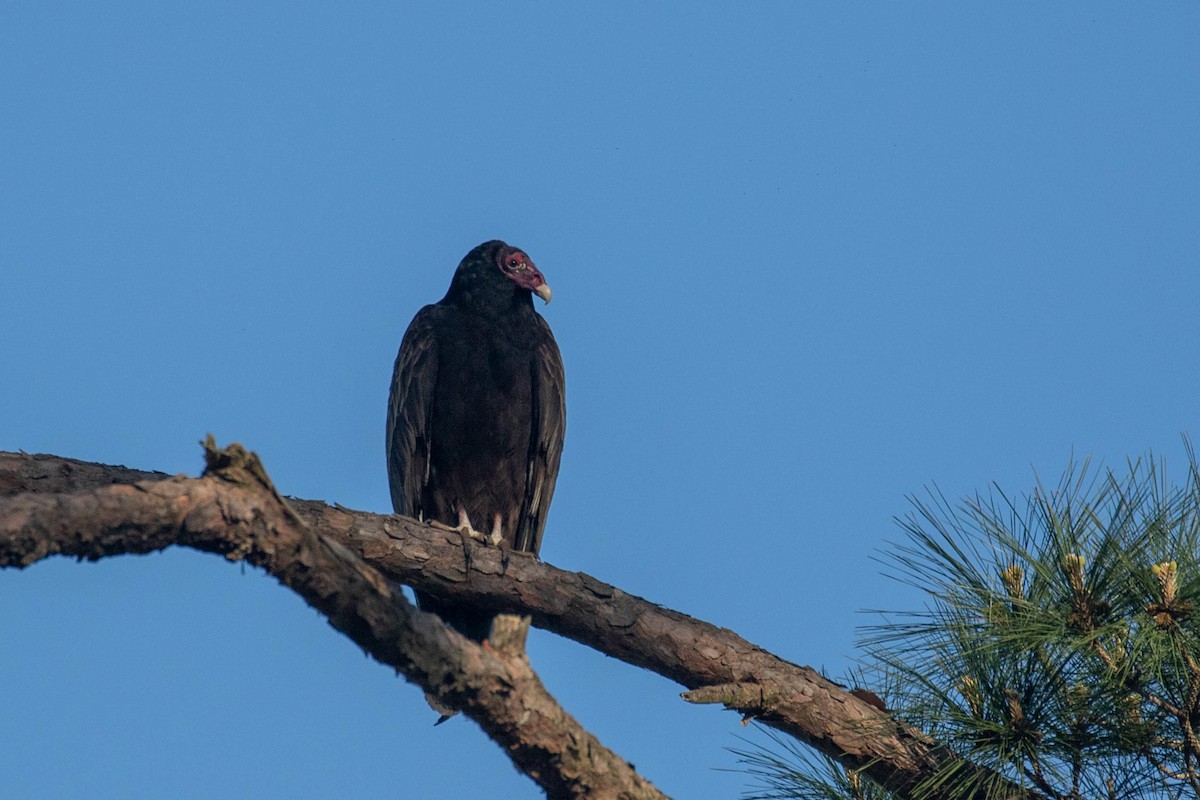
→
(2, 3, 1198, 798)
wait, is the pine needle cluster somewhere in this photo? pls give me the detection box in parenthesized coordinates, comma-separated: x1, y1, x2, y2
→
(740, 445, 1200, 800)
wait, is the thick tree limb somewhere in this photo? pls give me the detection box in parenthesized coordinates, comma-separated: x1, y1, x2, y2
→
(0, 450, 1040, 800)
(0, 449, 663, 800)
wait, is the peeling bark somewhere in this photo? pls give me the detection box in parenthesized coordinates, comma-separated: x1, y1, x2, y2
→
(0, 450, 1040, 800)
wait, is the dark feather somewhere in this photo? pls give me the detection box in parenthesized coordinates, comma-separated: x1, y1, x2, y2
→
(386, 241, 565, 641)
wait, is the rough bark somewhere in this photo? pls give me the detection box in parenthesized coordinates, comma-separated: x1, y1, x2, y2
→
(0, 447, 663, 800)
(0, 449, 1040, 800)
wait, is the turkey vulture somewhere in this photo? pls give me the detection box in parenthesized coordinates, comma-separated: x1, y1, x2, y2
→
(386, 240, 565, 642)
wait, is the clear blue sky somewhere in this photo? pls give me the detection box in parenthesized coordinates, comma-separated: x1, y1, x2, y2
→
(2, 4, 1197, 798)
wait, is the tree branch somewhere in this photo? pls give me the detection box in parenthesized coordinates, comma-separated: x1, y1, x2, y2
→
(0, 449, 1042, 800)
(0, 448, 663, 800)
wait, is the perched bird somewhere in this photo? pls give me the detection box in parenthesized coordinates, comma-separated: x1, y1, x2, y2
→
(386, 240, 565, 643)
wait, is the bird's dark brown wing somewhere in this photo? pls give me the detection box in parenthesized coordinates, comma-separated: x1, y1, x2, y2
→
(513, 315, 566, 554)
(386, 305, 441, 520)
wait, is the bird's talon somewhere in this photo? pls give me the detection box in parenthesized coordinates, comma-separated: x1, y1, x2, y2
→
(430, 518, 493, 544)
(463, 526, 491, 544)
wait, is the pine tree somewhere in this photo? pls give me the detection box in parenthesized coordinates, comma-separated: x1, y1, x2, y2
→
(739, 445, 1200, 800)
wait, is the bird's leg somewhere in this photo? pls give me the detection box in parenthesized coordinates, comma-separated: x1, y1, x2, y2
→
(452, 507, 479, 575)
(488, 512, 503, 546)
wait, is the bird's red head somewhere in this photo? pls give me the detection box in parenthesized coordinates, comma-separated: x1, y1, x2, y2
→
(497, 245, 552, 304)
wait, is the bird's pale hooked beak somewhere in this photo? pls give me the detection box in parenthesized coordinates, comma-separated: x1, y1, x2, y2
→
(534, 283, 552, 304)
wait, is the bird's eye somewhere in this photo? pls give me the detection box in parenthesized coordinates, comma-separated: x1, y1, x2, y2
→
(508, 258, 526, 271)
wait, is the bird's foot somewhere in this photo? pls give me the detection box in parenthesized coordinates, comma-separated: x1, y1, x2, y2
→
(430, 508, 498, 545)
(430, 519, 491, 543)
